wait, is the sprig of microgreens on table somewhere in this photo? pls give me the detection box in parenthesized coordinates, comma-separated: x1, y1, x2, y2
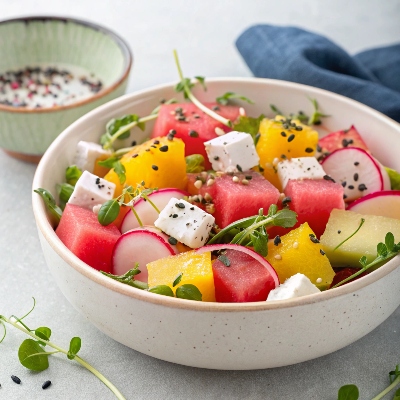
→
(0, 299, 126, 400)
(207, 205, 297, 257)
(338, 364, 400, 400)
(101, 264, 202, 301)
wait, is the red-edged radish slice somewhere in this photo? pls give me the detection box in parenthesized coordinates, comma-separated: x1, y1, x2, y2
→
(121, 188, 189, 234)
(196, 244, 279, 287)
(321, 147, 390, 202)
(112, 226, 178, 282)
(347, 190, 400, 219)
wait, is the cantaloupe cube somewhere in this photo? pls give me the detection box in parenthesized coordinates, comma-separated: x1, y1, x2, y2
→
(104, 136, 187, 196)
(256, 117, 319, 189)
(320, 209, 400, 267)
(266, 222, 335, 290)
(147, 251, 215, 302)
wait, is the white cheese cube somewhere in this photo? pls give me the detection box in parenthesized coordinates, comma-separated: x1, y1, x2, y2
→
(204, 131, 259, 173)
(277, 157, 326, 190)
(68, 171, 116, 210)
(267, 273, 320, 301)
(73, 141, 111, 173)
(154, 198, 215, 248)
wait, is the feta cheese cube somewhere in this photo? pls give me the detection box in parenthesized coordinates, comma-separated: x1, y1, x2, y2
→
(204, 131, 259, 173)
(277, 157, 326, 190)
(267, 273, 320, 301)
(73, 141, 111, 173)
(154, 198, 215, 248)
(68, 170, 116, 210)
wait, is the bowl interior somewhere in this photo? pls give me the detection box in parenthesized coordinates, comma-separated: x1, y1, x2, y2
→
(0, 17, 129, 87)
(33, 78, 400, 310)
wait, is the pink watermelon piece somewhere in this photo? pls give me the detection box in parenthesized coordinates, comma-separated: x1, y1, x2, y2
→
(285, 179, 345, 238)
(55, 204, 121, 273)
(151, 102, 240, 169)
(187, 171, 280, 228)
(318, 125, 369, 160)
(212, 249, 276, 302)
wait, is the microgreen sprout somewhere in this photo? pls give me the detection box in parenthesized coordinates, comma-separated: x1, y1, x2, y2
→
(216, 92, 254, 106)
(97, 183, 158, 227)
(173, 50, 232, 127)
(207, 205, 297, 256)
(232, 114, 265, 146)
(333, 218, 365, 251)
(0, 298, 126, 400)
(331, 232, 400, 289)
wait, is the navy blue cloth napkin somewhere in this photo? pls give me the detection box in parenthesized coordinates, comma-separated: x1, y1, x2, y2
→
(236, 25, 400, 123)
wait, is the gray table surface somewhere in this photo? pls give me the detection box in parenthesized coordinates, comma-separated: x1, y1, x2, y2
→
(1, 1, 400, 399)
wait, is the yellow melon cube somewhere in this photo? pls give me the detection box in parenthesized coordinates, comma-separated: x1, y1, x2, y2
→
(104, 136, 187, 197)
(266, 223, 335, 290)
(147, 251, 216, 302)
(256, 117, 319, 189)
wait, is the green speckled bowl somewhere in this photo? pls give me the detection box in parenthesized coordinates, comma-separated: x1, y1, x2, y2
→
(0, 16, 132, 162)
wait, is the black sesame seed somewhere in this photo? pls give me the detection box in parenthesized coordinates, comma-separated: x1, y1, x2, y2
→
(323, 175, 335, 183)
(281, 154, 287, 159)
(316, 145, 322, 152)
(159, 145, 168, 152)
(280, 131, 287, 137)
(212, 105, 220, 111)
(95, 178, 100, 184)
(353, 173, 359, 182)
(42, 380, 52, 390)
(283, 123, 289, 129)
(168, 237, 178, 245)
(354, 161, 359, 166)
(190, 207, 194, 210)
(282, 196, 292, 207)
(151, 145, 157, 148)
(305, 147, 313, 153)
(273, 235, 281, 246)
(214, 156, 220, 161)
(287, 134, 295, 142)
(342, 138, 354, 147)
(131, 140, 137, 146)
(341, 181, 347, 187)
(295, 125, 303, 131)
(320, 249, 325, 256)
(343, 194, 348, 199)
(189, 130, 199, 138)
(259, 165, 264, 172)
(153, 140, 160, 145)
(175, 202, 185, 209)
(245, 175, 253, 180)
(132, 153, 138, 158)
(151, 165, 159, 171)
(11, 375, 21, 384)
(358, 183, 368, 191)
(236, 164, 243, 172)
(172, 214, 178, 218)
(348, 185, 354, 190)
(309, 234, 319, 244)
(338, 230, 341, 234)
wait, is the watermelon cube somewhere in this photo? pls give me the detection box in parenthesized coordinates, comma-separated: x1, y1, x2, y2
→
(151, 103, 240, 169)
(187, 171, 280, 228)
(56, 204, 121, 272)
(285, 179, 345, 238)
(212, 249, 276, 302)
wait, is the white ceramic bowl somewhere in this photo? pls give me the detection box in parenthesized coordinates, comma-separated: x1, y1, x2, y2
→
(32, 78, 400, 370)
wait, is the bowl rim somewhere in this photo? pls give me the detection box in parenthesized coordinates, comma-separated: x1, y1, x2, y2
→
(32, 77, 400, 312)
(0, 15, 132, 114)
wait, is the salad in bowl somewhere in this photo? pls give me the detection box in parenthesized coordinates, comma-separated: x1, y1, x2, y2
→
(32, 54, 400, 371)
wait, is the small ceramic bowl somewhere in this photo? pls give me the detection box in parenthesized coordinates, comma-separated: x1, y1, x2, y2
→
(32, 78, 400, 369)
(0, 16, 132, 162)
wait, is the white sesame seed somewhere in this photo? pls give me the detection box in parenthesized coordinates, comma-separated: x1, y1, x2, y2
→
(274, 254, 282, 260)
(197, 194, 203, 202)
(232, 176, 239, 183)
(194, 180, 203, 189)
(200, 171, 208, 179)
(293, 241, 299, 249)
(207, 178, 215, 186)
(316, 278, 322, 284)
(92, 204, 102, 214)
(279, 193, 285, 201)
(206, 204, 215, 214)
(215, 127, 225, 136)
(204, 192, 212, 201)
(241, 179, 249, 185)
(215, 171, 225, 177)
(272, 157, 280, 167)
(239, 107, 246, 116)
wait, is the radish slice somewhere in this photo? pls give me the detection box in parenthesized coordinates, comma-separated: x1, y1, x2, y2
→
(112, 226, 178, 282)
(196, 244, 279, 287)
(347, 190, 400, 219)
(121, 188, 189, 234)
(321, 147, 390, 202)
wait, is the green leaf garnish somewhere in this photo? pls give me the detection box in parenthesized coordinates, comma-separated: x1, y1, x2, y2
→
(308, 98, 329, 125)
(384, 167, 400, 190)
(337, 384, 359, 400)
(98, 200, 120, 226)
(34, 188, 63, 223)
(232, 115, 265, 145)
(173, 273, 183, 287)
(186, 154, 205, 173)
(333, 218, 365, 251)
(18, 339, 49, 371)
(250, 230, 268, 257)
(67, 337, 81, 360)
(216, 92, 254, 106)
(147, 285, 175, 297)
(101, 265, 149, 290)
(270, 104, 283, 115)
(65, 165, 82, 186)
(57, 183, 74, 208)
(175, 284, 202, 301)
(194, 76, 206, 91)
(113, 160, 126, 185)
(35, 326, 52, 343)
